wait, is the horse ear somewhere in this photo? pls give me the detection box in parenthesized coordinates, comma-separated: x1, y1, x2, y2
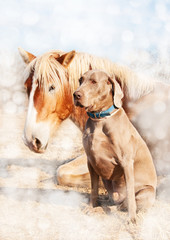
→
(18, 47, 36, 64)
(57, 50, 76, 68)
(108, 76, 124, 108)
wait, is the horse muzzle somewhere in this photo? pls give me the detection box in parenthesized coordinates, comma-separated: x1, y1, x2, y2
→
(22, 134, 48, 153)
(32, 137, 48, 153)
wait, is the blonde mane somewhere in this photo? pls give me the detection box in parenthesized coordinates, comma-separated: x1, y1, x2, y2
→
(25, 50, 154, 100)
(68, 52, 154, 100)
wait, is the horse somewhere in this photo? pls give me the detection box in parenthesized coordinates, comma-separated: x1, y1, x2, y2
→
(18, 47, 170, 188)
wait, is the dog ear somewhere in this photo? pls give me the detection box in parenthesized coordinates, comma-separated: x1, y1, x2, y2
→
(108, 76, 124, 108)
(89, 64, 93, 70)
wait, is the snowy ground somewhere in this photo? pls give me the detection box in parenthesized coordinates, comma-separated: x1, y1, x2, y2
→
(0, 113, 170, 240)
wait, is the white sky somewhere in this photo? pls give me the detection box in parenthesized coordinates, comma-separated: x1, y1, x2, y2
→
(0, 0, 170, 62)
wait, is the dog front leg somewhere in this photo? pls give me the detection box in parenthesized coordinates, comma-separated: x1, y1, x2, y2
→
(123, 160, 136, 223)
(88, 161, 99, 207)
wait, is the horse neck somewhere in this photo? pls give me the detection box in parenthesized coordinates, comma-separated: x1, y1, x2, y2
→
(57, 84, 87, 131)
(69, 104, 88, 132)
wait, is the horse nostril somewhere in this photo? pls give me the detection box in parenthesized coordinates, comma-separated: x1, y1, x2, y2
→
(34, 138, 42, 150)
(73, 91, 82, 100)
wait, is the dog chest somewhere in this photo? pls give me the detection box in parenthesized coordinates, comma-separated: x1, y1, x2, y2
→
(83, 125, 109, 155)
(83, 125, 122, 179)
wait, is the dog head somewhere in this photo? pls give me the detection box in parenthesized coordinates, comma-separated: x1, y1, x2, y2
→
(73, 70, 124, 112)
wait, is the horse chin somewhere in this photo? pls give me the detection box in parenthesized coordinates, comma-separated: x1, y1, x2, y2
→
(31, 143, 48, 153)
(32, 146, 47, 153)
(28, 142, 48, 153)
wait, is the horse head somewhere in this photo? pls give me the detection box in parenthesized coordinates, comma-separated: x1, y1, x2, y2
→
(19, 48, 76, 153)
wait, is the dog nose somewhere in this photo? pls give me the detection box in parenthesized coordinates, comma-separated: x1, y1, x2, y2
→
(32, 137, 42, 151)
(73, 91, 82, 100)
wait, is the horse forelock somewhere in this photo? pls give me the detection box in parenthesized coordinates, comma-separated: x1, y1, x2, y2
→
(24, 51, 69, 96)
(35, 52, 69, 93)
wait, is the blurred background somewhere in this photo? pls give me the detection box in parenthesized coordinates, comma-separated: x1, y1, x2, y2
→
(0, 2, 170, 239)
(0, 0, 170, 114)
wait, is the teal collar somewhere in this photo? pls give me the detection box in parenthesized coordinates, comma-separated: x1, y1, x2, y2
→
(87, 105, 117, 119)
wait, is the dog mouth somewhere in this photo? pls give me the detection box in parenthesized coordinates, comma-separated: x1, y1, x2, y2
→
(85, 105, 93, 112)
(74, 100, 92, 111)
(74, 100, 84, 108)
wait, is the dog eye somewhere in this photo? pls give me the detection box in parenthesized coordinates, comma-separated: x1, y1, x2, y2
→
(49, 84, 55, 92)
(91, 80, 96, 84)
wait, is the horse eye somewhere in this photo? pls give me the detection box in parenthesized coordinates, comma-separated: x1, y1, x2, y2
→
(79, 77, 83, 85)
(49, 85, 55, 92)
